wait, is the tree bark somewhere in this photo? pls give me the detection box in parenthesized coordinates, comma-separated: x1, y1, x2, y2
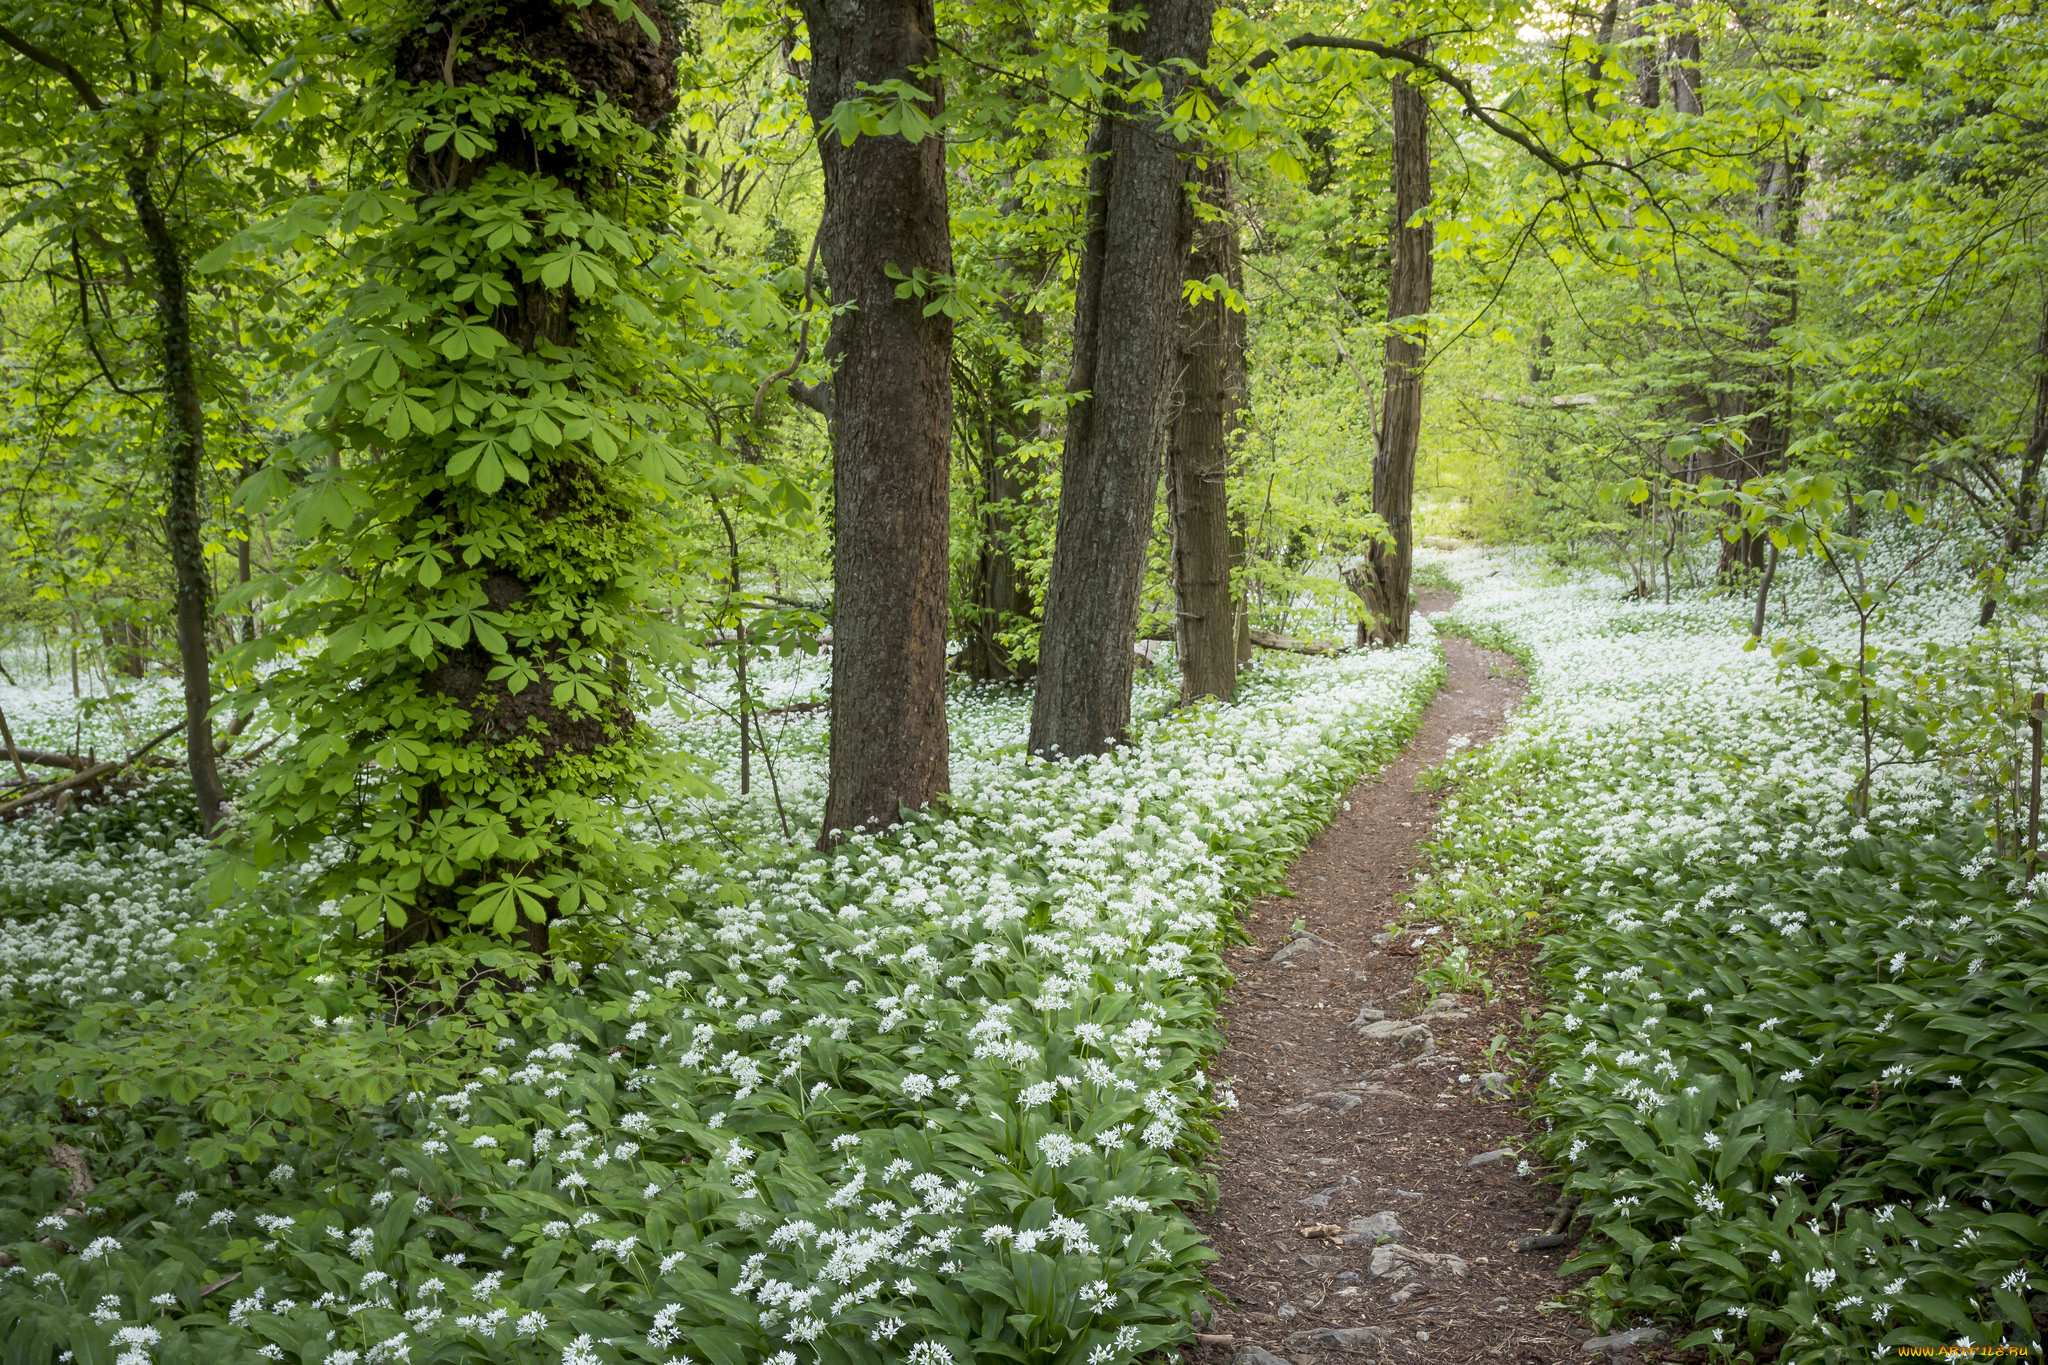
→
(1167, 155, 1245, 704)
(1665, 0, 1704, 115)
(1717, 143, 1808, 578)
(1980, 307, 2048, 626)
(1029, 0, 1214, 756)
(1350, 44, 1432, 649)
(799, 0, 954, 837)
(0, 24, 230, 832)
(959, 288, 1042, 682)
(126, 165, 228, 834)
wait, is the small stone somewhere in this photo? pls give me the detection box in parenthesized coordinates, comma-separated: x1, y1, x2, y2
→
(1231, 1349, 1291, 1365)
(1298, 1193, 1330, 1208)
(1581, 1328, 1665, 1355)
(1284, 1090, 1363, 1116)
(1355, 1019, 1410, 1041)
(1275, 1302, 1298, 1319)
(1271, 932, 1337, 967)
(1393, 1025, 1436, 1057)
(1343, 1211, 1404, 1244)
(1353, 1004, 1388, 1026)
(1336, 1271, 1359, 1283)
(1467, 1148, 1516, 1167)
(1369, 1244, 1469, 1279)
(1370, 931, 1392, 945)
(1298, 1253, 1342, 1270)
(1284, 1327, 1389, 1352)
(1473, 1072, 1511, 1100)
(1415, 1330, 1430, 1342)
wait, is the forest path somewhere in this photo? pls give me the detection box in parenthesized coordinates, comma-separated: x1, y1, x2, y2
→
(1192, 603, 1594, 1365)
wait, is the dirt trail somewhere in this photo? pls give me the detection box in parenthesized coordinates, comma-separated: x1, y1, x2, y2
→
(1193, 600, 1593, 1365)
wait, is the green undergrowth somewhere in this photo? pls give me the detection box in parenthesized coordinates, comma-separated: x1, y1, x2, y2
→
(0, 644, 1443, 1365)
(1407, 561, 2048, 1359)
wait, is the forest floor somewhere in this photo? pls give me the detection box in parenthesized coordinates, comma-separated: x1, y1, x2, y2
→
(1193, 600, 1605, 1365)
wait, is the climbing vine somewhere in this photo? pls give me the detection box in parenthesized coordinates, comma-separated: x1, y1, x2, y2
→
(215, 0, 800, 961)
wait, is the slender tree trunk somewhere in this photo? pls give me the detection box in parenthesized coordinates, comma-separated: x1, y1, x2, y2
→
(1665, 0, 1704, 115)
(1348, 45, 1432, 648)
(799, 0, 954, 837)
(960, 291, 1042, 682)
(1981, 306, 2048, 626)
(1230, 509, 1253, 665)
(1167, 155, 1244, 704)
(126, 166, 227, 833)
(1718, 144, 1808, 578)
(1029, 0, 1214, 756)
(1631, 0, 1661, 108)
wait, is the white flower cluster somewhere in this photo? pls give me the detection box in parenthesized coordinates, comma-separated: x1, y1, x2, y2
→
(6, 623, 1446, 1365)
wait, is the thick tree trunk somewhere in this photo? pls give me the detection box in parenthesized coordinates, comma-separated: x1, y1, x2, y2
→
(1167, 156, 1245, 704)
(126, 166, 227, 834)
(1028, 0, 1214, 756)
(1351, 45, 1432, 649)
(799, 0, 954, 837)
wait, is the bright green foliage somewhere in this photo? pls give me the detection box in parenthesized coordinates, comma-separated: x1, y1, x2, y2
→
(213, 6, 797, 953)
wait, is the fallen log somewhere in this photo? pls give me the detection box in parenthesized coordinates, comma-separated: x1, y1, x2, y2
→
(0, 720, 181, 820)
(1249, 628, 1341, 656)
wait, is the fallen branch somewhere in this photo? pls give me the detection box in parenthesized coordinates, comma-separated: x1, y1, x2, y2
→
(2, 745, 91, 772)
(1250, 628, 1341, 656)
(0, 720, 181, 820)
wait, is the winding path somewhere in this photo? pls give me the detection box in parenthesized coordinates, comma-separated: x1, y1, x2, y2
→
(1195, 602, 1596, 1365)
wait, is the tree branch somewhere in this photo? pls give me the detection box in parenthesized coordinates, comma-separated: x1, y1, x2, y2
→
(1247, 34, 1584, 178)
(0, 23, 105, 110)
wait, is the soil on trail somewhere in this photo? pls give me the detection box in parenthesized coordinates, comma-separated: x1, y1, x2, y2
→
(1193, 600, 1590, 1365)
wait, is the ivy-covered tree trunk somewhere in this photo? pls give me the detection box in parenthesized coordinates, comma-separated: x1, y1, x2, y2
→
(131, 172, 230, 835)
(1029, 0, 1213, 757)
(798, 0, 955, 841)
(1167, 156, 1244, 704)
(1349, 44, 1431, 649)
(242, 0, 689, 960)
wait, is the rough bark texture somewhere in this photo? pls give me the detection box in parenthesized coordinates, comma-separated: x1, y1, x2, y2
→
(1029, 0, 1214, 756)
(1349, 45, 1432, 649)
(126, 164, 228, 834)
(799, 0, 954, 837)
(1167, 156, 1245, 704)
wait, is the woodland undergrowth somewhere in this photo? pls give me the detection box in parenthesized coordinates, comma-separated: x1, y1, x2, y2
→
(1409, 547, 2048, 1360)
(0, 639, 1442, 1365)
